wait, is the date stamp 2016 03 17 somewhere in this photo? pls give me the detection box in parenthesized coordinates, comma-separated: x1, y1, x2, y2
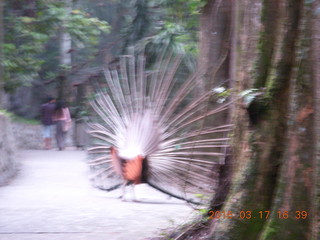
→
(208, 210, 308, 220)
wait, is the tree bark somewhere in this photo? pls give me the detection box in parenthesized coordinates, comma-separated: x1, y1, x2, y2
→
(311, 3, 320, 238)
(58, 0, 72, 100)
(198, 0, 232, 90)
(0, 0, 4, 108)
(207, 0, 318, 239)
(259, 2, 316, 239)
(197, 0, 234, 209)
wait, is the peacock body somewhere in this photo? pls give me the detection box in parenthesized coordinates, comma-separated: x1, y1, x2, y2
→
(88, 52, 232, 204)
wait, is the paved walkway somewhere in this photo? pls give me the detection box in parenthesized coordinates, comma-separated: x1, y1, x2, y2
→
(0, 150, 194, 240)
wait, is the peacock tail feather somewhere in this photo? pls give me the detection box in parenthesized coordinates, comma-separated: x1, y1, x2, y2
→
(88, 51, 232, 204)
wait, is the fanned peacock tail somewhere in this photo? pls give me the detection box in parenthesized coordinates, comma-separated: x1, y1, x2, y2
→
(88, 52, 232, 204)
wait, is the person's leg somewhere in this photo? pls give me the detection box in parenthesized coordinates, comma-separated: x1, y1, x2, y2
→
(47, 125, 54, 149)
(61, 131, 66, 150)
(43, 126, 51, 150)
(56, 121, 63, 150)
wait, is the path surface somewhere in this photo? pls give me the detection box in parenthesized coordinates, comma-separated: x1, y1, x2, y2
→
(0, 150, 194, 240)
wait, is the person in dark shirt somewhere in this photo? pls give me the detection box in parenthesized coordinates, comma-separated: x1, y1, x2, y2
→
(41, 97, 56, 149)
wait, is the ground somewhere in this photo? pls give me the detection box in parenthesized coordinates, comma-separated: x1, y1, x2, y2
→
(0, 150, 194, 240)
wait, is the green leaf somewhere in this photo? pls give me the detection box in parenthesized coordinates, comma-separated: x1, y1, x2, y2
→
(21, 17, 36, 23)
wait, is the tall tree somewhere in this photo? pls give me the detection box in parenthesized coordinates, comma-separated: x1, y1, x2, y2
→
(198, 0, 232, 89)
(2, 0, 109, 117)
(0, 0, 4, 108)
(207, 0, 319, 239)
(58, 0, 72, 100)
(197, 0, 233, 212)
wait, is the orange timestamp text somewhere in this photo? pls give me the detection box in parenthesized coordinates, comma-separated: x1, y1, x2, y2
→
(208, 210, 308, 220)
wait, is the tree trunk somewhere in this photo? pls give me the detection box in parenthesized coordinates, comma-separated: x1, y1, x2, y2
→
(258, 2, 317, 239)
(198, 0, 232, 90)
(0, 0, 4, 108)
(58, 0, 72, 100)
(311, 3, 320, 238)
(208, 0, 319, 239)
(197, 0, 233, 209)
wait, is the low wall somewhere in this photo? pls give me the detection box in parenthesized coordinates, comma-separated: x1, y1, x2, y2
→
(0, 114, 18, 185)
(11, 123, 44, 150)
(11, 122, 89, 150)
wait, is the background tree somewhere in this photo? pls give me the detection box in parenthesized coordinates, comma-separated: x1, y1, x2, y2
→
(57, 0, 72, 100)
(2, 0, 206, 117)
(2, 0, 109, 116)
(198, 0, 232, 89)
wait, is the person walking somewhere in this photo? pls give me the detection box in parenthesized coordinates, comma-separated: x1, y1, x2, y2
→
(41, 97, 56, 150)
(53, 101, 72, 150)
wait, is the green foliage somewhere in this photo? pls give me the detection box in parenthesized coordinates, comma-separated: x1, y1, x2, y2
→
(67, 9, 110, 47)
(0, 109, 40, 125)
(305, 0, 315, 4)
(3, 0, 110, 92)
(166, 0, 207, 18)
(162, 0, 206, 53)
(155, 0, 201, 55)
(198, 208, 209, 215)
(164, 0, 206, 41)
(147, 22, 197, 55)
(120, 0, 202, 60)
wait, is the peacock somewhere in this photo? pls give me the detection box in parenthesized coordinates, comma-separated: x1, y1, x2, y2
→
(88, 51, 232, 204)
